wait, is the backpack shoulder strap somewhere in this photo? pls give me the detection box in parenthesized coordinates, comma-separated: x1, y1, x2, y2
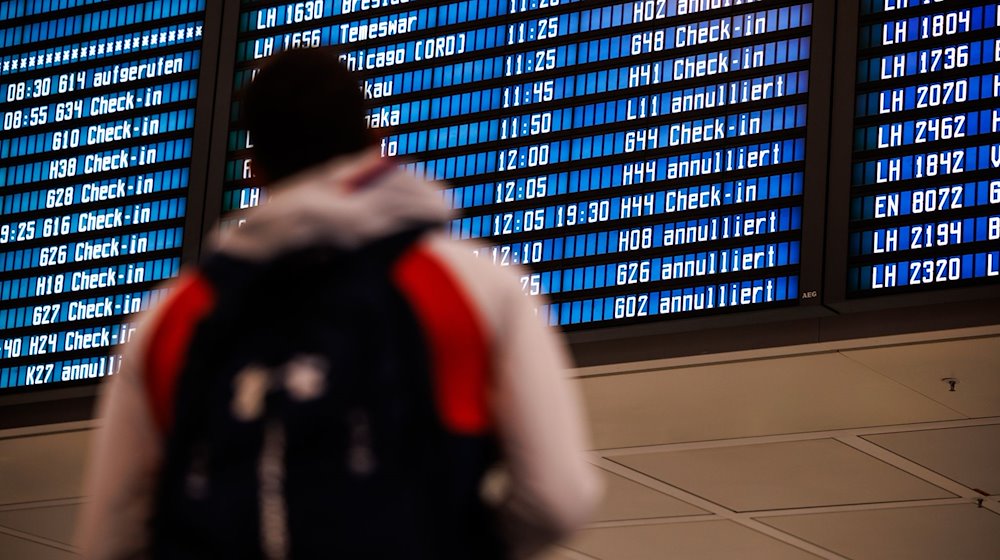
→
(144, 271, 218, 434)
(391, 242, 494, 436)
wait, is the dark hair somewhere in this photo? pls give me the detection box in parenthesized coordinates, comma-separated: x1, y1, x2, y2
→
(241, 48, 372, 181)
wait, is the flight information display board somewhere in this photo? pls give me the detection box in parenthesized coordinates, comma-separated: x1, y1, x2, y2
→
(223, 0, 831, 329)
(843, 0, 1000, 298)
(0, 1, 210, 389)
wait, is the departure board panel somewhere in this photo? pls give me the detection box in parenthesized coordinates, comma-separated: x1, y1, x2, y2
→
(223, 0, 831, 329)
(0, 1, 210, 389)
(844, 0, 1000, 297)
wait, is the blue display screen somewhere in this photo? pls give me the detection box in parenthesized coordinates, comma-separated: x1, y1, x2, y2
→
(0, 2, 206, 390)
(848, 0, 1000, 294)
(6, 0, 997, 392)
(224, 0, 817, 330)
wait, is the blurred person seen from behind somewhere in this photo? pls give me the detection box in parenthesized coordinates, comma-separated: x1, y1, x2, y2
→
(76, 47, 600, 560)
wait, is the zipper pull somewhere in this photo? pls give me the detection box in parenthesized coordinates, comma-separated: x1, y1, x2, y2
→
(347, 408, 376, 477)
(259, 420, 288, 560)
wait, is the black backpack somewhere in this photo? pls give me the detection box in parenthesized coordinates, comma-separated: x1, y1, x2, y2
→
(152, 231, 505, 559)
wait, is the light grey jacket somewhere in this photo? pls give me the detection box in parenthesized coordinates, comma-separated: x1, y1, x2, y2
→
(77, 148, 600, 559)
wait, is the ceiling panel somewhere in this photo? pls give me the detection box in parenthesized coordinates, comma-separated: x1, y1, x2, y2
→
(0, 532, 76, 560)
(593, 469, 708, 522)
(762, 503, 1000, 560)
(0, 504, 79, 546)
(864, 424, 1000, 495)
(567, 520, 823, 560)
(579, 353, 961, 449)
(537, 547, 598, 560)
(0, 329, 996, 560)
(613, 439, 953, 512)
(841, 336, 1000, 418)
(0, 431, 90, 505)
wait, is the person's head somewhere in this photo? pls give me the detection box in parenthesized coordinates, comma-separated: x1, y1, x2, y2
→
(241, 48, 373, 182)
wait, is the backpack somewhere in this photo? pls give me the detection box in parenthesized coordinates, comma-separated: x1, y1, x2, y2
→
(151, 231, 505, 560)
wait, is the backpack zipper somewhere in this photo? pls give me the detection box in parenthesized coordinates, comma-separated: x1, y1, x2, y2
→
(259, 419, 288, 560)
